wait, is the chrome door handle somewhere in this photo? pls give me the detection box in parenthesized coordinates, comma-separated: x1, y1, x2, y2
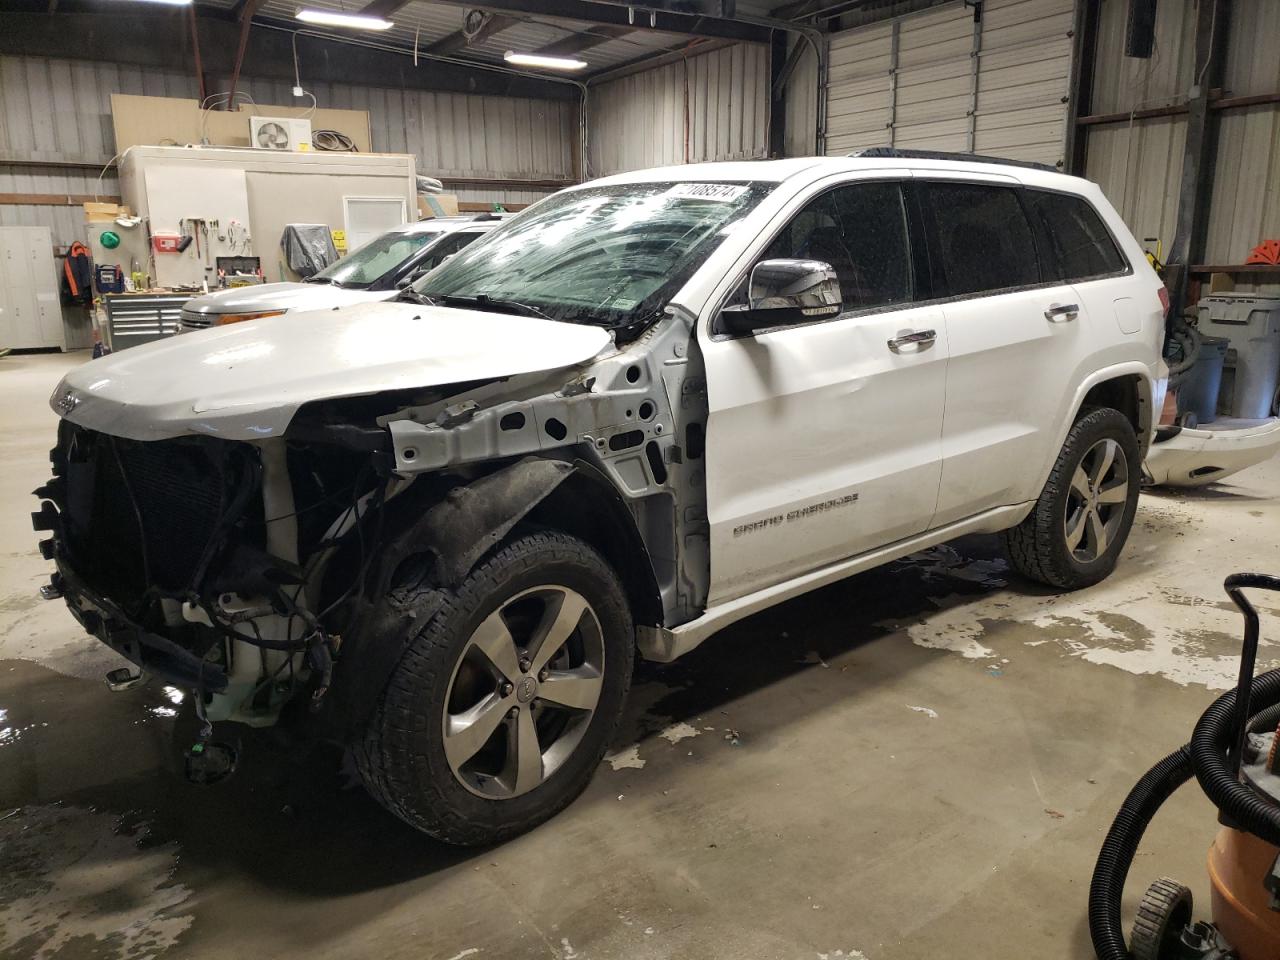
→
(887, 329, 937, 352)
(1045, 303, 1080, 323)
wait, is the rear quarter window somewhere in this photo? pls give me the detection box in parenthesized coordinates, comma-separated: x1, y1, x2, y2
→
(1023, 190, 1129, 282)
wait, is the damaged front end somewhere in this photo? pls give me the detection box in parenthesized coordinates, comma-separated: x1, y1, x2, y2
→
(32, 309, 709, 760)
(34, 418, 386, 731)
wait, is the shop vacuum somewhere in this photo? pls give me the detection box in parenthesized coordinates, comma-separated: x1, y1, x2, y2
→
(1090, 573, 1280, 960)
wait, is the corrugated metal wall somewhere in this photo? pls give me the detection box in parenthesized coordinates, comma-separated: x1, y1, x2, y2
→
(585, 43, 769, 177)
(234, 74, 576, 184)
(822, 0, 1073, 166)
(1085, 0, 1280, 275)
(0, 53, 576, 248)
(782, 35, 819, 157)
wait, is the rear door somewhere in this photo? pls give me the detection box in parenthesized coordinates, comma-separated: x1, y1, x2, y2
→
(1022, 187, 1139, 339)
(701, 175, 949, 604)
(917, 177, 1092, 527)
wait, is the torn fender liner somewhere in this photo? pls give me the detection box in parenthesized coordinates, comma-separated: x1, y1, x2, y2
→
(416, 456, 576, 586)
(320, 456, 575, 736)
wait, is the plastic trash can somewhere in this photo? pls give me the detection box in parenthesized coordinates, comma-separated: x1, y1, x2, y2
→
(1178, 335, 1229, 424)
(1199, 294, 1280, 418)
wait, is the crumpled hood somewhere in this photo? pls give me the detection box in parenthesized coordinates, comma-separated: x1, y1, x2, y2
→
(54, 301, 613, 441)
(181, 281, 387, 315)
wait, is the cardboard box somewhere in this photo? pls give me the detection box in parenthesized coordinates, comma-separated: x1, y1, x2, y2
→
(84, 202, 124, 222)
(418, 193, 460, 218)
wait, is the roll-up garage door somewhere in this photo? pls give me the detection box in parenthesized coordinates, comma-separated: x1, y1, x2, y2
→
(823, 0, 1075, 168)
(824, 22, 893, 155)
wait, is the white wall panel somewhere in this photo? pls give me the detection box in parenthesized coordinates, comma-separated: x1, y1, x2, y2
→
(585, 43, 769, 177)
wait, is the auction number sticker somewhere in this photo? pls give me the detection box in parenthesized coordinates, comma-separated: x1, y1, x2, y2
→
(665, 183, 748, 202)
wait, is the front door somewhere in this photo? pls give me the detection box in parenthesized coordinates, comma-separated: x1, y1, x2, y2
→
(701, 178, 948, 605)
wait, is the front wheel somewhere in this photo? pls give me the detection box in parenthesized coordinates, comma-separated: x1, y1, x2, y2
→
(355, 530, 634, 845)
(1003, 407, 1141, 590)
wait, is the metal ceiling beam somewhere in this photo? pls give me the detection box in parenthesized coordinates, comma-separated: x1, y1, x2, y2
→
(359, 0, 417, 18)
(533, 24, 634, 57)
(0, 11, 579, 100)
(228, 0, 267, 108)
(416, 0, 772, 43)
(425, 11, 520, 55)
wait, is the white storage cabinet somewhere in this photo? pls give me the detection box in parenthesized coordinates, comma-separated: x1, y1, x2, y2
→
(0, 226, 65, 350)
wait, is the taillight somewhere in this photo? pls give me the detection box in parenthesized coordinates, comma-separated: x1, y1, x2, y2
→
(1158, 287, 1171, 317)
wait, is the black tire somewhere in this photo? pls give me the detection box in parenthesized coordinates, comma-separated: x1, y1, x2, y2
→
(355, 530, 634, 845)
(1002, 407, 1141, 590)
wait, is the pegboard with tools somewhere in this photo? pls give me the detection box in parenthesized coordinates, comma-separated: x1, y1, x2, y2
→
(139, 164, 254, 289)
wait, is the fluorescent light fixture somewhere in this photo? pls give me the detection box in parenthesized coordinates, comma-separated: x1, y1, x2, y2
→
(129, 0, 193, 6)
(504, 51, 588, 71)
(295, 8, 394, 30)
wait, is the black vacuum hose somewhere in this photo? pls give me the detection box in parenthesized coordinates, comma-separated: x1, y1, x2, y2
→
(1088, 745, 1195, 960)
(1191, 668, 1280, 849)
(1089, 669, 1280, 960)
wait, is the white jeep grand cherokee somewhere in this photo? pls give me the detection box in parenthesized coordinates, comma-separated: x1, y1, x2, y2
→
(36, 150, 1165, 844)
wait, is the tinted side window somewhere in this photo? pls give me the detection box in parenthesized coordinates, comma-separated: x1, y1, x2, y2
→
(760, 181, 912, 312)
(923, 182, 1040, 296)
(1024, 190, 1128, 281)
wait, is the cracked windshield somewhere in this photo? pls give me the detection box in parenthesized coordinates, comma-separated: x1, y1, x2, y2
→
(410, 181, 773, 330)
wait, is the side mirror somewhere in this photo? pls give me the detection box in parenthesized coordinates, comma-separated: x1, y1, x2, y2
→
(720, 259, 841, 336)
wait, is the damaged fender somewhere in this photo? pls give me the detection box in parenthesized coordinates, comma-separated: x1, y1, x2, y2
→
(412, 456, 576, 586)
(320, 456, 576, 735)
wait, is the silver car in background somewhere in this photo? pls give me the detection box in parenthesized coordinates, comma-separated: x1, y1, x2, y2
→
(179, 213, 508, 330)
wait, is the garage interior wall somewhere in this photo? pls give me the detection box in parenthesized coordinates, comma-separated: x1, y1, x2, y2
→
(0, 53, 577, 249)
(1084, 0, 1280, 282)
(821, 0, 1075, 166)
(585, 43, 770, 177)
(782, 35, 820, 157)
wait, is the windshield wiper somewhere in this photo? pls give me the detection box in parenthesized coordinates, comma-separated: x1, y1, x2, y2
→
(395, 288, 434, 305)
(305, 276, 335, 285)
(432, 294, 557, 322)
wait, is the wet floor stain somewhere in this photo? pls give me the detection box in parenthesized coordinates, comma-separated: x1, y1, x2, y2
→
(1, 805, 192, 960)
(0, 489, 1268, 958)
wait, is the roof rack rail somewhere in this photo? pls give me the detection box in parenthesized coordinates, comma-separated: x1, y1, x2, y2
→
(847, 146, 1060, 174)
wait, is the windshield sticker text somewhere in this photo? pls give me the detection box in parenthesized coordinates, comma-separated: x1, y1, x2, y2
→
(665, 183, 748, 203)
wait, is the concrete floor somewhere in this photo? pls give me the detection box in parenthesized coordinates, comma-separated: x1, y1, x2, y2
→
(3, 349, 1279, 960)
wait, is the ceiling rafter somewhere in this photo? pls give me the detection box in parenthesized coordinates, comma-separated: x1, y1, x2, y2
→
(424, 11, 520, 55)
(531, 23, 634, 57)
(389, 0, 772, 44)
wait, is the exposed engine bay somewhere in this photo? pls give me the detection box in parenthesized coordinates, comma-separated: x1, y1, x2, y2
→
(32, 311, 709, 758)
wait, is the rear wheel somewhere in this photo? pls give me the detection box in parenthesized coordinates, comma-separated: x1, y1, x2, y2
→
(356, 531, 634, 845)
(1003, 407, 1141, 589)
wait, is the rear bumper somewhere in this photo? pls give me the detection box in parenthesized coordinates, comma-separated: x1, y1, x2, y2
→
(1145, 418, 1280, 486)
(52, 562, 228, 693)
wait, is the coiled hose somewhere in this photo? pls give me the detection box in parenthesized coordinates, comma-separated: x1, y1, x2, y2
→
(1164, 312, 1203, 389)
(1088, 667, 1280, 959)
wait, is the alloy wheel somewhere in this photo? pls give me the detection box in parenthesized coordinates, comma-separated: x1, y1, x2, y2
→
(442, 585, 605, 799)
(1064, 437, 1130, 563)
